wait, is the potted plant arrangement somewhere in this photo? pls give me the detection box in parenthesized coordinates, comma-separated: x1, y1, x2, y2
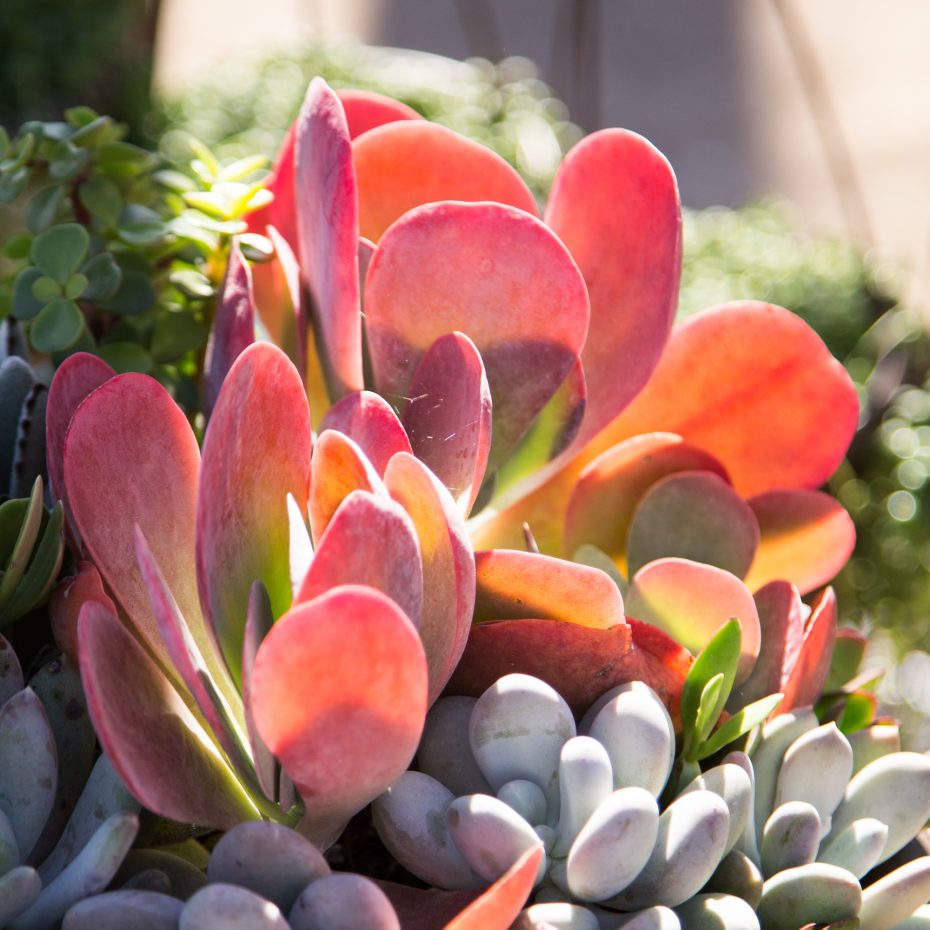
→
(1, 69, 929, 930)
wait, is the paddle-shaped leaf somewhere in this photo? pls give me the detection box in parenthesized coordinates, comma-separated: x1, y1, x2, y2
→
(779, 587, 838, 714)
(366, 200, 588, 468)
(352, 120, 538, 242)
(250, 586, 427, 846)
(545, 128, 681, 447)
(321, 391, 412, 477)
(402, 332, 492, 515)
(337, 88, 422, 139)
(48, 560, 116, 664)
(198, 342, 312, 686)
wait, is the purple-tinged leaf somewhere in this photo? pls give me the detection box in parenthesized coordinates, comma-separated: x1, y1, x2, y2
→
(322, 391, 412, 477)
(0, 631, 23, 706)
(402, 332, 492, 516)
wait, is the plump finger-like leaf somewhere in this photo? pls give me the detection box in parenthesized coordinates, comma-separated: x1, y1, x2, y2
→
(296, 490, 423, 629)
(546, 128, 681, 447)
(48, 560, 116, 665)
(353, 120, 538, 242)
(384, 452, 475, 704)
(626, 470, 760, 578)
(447, 617, 692, 719)
(402, 332, 492, 515)
(474, 549, 624, 629)
(198, 342, 312, 686)
(337, 88, 422, 139)
(744, 490, 856, 595)
(203, 239, 255, 418)
(251, 586, 428, 846)
(78, 602, 260, 829)
(321, 391, 412, 477)
(295, 78, 363, 399)
(626, 558, 760, 683)
(308, 429, 385, 543)
(778, 587, 837, 714)
(366, 201, 588, 469)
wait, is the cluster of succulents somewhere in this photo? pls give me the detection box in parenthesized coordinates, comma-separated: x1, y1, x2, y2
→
(0, 55, 927, 930)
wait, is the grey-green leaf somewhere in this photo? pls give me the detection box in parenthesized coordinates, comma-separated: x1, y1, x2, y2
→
(78, 177, 122, 226)
(80, 253, 122, 302)
(12, 268, 46, 320)
(99, 269, 155, 315)
(29, 298, 84, 354)
(24, 185, 66, 234)
(30, 224, 90, 284)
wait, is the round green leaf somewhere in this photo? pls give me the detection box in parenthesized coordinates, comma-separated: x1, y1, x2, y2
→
(64, 106, 99, 128)
(100, 269, 155, 315)
(97, 342, 152, 374)
(12, 268, 45, 320)
(49, 140, 88, 182)
(3, 234, 32, 260)
(31, 275, 61, 303)
(29, 297, 84, 353)
(97, 141, 158, 178)
(81, 252, 122, 302)
(23, 184, 66, 234)
(117, 205, 166, 245)
(30, 223, 90, 283)
(151, 312, 207, 362)
(0, 167, 29, 204)
(78, 177, 122, 226)
(65, 274, 89, 300)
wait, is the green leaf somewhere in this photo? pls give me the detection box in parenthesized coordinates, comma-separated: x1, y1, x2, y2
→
(80, 252, 122, 302)
(169, 269, 214, 299)
(96, 141, 158, 177)
(70, 115, 120, 149)
(696, 693, 784, 760)
(180, 209, 246, 236)
(0, 477, 44, 605)
(24, 184, 66, 234)
(0, 498, 28, 565)
(49, 140, 88, 182)
(0, 126, 10, 158)
(0, 166, 29, 204)
(31, 276, 61, 303)
(0, 503, 64, 627)
(694, 673, 726, 746)
(65, 274, 88, 300)
(153, 168, 197, 193)
(151, 312, 207, 362)
(837, 692, 876, 735)
(238, 233, 274, 263)
(97, 342, 152, 374)
(11, 130, 37, 170)
(189, 138, 220, 180)
(3, 234, 32, 260)
(12, 268, 45, 320)
(30, 224, 90, 283)
(218, 154, 268, 182)
(64, 106, 99, 128)
(100, 269, 155, 315)
(825, 633, 867, 692)
(30, 297, 84, 353)
(78, 177, 122, 226)
(116, 204, 166, 245)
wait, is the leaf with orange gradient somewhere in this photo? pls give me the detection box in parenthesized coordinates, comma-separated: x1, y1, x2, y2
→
(626, 557, 760, 683)
(546, 128, 681, 447)
(78, 602, 260, 829)
(197, 343, 312, 686)
(337, 88, 423, 139)
(250, 586, 428, 846)
(366, 201, 588, 468)
(308, 430, 386, 543)
(474, 549, 624, 629)
(296, 490, 424, 629)
(447, 617, 691, 719)
(626, 470, 760, 578)
(48, 560, 115, 665)
(384, 452, 475, 705)
(744, 490, 856, 595)
(402, 332, 492, 515)
(561, 434, 729, 563)
(352, 120, 538, 242)
(778, 587, 838, 714)
(246, 122, 297, 255)
(321, 391, 412, 477)
(295, 78, 363, 399)
(204, 239, 255, 418)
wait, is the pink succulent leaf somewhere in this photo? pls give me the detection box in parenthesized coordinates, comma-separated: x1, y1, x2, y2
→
(447, 617, 691, 721)
(560, 433, 730, 563)
(546, 129, 682, 449)
(48, 560, 116, 665)
(352, 120, 539, 243)
(197, 342, 312, 688)
(383, 452, 475, 705)
(727, 580, 804, 712)
(246, 122, 297, 256)
(777, 587, 838, 714)
(78, 601, 261, 829)
(474, 549, 624, 629)
(366, 201, 588, 470)
(625, 557, 761, 684)
(45, 351, 115, 542)
(134, 526, 257, 791)
(321, 391, 412, 477)
(295, 77, 363, 399)
(204, 238, 256, 419)
(337, 88, 423, 140)
(295, 489, 424, 631)
(250, 586, 428, 847)
(401, 332, 492, 515)
(357, 235, 376, 312)
(242, 582, 279, 803)
(308, 429, 387, 544)
(744, 489, 856, 595)
(625, 470, 760, 578)
(287, 493, 313, 599)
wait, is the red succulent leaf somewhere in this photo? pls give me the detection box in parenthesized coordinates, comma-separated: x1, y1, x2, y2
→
(48, 560, 116, 665)
(352, 120, 538, 242)
(777, 587, 838, 714)
(402, 332, 492, 515)
(384, 452, 475, 705)
(474, 549, 624, 629)
(321, 391, 412, 477)
(448, 618, 691, 720)
(78, 601, 260, 829)
(204, 238, 256, 418)
(197, 342, 312, 686)
(295, 77, 364, 399)
(296, 489, 424, 630)
(247, 123, 297, 255)
(744, 490, 856, 595)
(337, 88, 423, 139)
(250, 586, 428, 846)
(546, 129, 682, 448)
(366, 201, 588, 469)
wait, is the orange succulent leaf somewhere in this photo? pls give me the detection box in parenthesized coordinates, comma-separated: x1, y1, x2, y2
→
(353, 120, 538, 243)
(321, 391, 412, 478)
(777, 587, 838, 714)
(337, 87, 423, 139)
